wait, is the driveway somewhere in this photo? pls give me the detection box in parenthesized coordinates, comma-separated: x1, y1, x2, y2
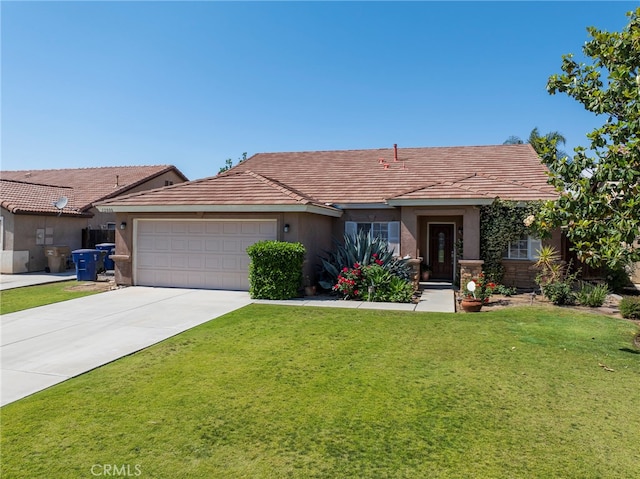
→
(1, 287, 251, 406)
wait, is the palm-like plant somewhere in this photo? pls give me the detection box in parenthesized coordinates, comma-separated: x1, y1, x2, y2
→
(504, 127, 568, 160)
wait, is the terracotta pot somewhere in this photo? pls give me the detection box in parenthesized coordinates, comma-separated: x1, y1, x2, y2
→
(304, 285, 317, 297)
(421, 271, 431, 281)
(461, 298, 483, 312)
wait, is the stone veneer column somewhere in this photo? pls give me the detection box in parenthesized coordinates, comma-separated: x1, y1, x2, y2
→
(458, 259, 484, 292)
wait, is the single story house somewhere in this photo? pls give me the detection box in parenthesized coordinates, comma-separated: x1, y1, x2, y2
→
(95, 144, 561, 291)
(1, 165, 187, 273)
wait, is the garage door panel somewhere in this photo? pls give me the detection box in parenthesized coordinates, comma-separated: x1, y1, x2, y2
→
(205, 239, 221, 252)
(171, 223, 188, 234)
(135, 220, 276, 290)
(260, 222, 277, 235)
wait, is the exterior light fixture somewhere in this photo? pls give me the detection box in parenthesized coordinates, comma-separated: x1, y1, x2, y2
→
(283, 224, 290, 233)
(120, 222, 127, 230)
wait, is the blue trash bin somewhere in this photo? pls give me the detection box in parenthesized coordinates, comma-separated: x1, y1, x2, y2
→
(95, 243, 116, 270)
(71, 249, 102, 281)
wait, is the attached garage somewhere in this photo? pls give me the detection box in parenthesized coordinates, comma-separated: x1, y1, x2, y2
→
(135, 219, 277, 290)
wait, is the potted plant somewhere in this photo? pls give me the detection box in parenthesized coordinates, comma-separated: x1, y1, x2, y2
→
(304, 275, 317, 297)
(421, 262, 432, 281)
(460, 272, 495, 312)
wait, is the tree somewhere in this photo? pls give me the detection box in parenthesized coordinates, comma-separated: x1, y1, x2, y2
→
(503, 128, 567, 159)
(218, 152, 248, 174)
(534, 8, 640, 269)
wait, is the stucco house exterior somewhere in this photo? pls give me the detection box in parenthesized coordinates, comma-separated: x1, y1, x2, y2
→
(95, 144, 561, 291)
(0, 165, 187, 273)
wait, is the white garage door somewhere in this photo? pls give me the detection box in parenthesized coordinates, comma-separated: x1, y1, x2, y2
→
(135, 219, 277, 290)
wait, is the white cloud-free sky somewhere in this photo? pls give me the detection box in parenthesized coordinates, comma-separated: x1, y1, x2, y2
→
(1, 1, 635, 180)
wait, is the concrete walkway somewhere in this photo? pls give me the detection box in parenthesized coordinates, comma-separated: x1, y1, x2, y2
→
(255, 282, 456, 313)
(1, 287, 252, 406)
(0, 270, 77, 290)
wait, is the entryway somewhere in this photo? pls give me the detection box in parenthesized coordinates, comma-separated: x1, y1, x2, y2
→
(428, 223, 455, 281)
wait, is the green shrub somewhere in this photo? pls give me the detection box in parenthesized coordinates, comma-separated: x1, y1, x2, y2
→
(333, 264, 414, 303)
(540, 280, 576, 306)
(319, 230, 410, 290)
(247, 241, 306, 300)
(619, 296, 640, 319)
(494, 284, 517, 296)
(576, 281, 609, 307)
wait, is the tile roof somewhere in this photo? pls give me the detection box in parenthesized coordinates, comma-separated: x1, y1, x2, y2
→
(231, 144, 558, 203)
(1, 165, 187, 215)
(96, 145, 558, 212)
(0, 179, 88, 216)
(98, 171, 339, 213)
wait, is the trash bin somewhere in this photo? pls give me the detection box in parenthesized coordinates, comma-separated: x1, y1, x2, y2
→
(44, 245, 71, 273)
(95, 243, 116, 271)
(71, 249, 103, 281)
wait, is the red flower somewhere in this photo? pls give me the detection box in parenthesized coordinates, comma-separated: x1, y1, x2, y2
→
(342, 267, 348, 272)
(372, 253, 378, 258)
(353, 262, 360, 269)
(375, 259, 383, 265)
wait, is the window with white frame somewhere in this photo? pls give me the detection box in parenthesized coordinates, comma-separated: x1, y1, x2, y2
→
(505, 235, 542, 260)
(345, 221, 400, 256)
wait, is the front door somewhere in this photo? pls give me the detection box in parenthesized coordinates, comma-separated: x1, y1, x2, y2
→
(429, 224, 454, 280)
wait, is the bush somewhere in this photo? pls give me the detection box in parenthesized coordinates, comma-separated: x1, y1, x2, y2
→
(535, 246, 578, 306)
(540, 280, 576, 306)
(494, 284, 517, 296)
(576, 282, 609, 307)
(619, 296, 640, 319)
(333, 264, 414, 303)
(247, 241, 306, 300)
(319, 230, 411, 290)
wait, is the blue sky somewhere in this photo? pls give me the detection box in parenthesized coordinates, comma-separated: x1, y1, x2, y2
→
(1, 1, 635, 181)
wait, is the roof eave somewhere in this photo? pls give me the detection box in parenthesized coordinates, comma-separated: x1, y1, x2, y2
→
(386, 198, 496, 207)
(95, 203, 343, 217)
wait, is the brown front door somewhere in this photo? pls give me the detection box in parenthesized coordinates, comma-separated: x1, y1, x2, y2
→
(429, 224, 454, 280)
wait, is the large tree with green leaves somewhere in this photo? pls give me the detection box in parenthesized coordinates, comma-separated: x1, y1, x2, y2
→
(534, 8, 640, 269)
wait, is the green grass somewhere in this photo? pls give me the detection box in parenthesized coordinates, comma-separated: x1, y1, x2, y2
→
(1, 305, 639, 478)
(0, 281, 103, 315)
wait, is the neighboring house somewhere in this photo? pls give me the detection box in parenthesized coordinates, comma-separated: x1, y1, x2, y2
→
(0, 165, 187, 273)
(95, 144, 561, 291)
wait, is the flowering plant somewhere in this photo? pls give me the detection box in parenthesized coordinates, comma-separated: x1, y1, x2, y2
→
(463, 272, 496, 302)
(333, 263, 363, 299)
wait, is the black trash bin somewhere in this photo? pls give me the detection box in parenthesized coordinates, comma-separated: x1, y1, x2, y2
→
(95, 243, 116, 271)
(71, 249, 104, 281)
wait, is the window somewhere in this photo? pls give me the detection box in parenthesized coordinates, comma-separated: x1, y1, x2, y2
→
(106, 222, 116, 230)
(345, 221, 400, 256)
(164, 180, 174, 186)
(505, 235, 542, 260)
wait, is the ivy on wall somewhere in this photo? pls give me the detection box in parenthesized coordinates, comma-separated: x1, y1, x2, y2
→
(479, 199, 544, 282)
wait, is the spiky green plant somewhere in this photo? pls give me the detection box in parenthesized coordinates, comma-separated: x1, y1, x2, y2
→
(318, 230, 410, 290)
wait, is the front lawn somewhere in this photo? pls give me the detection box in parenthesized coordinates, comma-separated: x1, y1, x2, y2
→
(0, 281, 105, 315)
(1, 305, 638, 478)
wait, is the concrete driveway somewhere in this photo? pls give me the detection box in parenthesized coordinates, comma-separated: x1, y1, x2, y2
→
(1, 287, 251, 406)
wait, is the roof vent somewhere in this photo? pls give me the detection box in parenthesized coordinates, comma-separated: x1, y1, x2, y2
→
(394, 144, 398, 162)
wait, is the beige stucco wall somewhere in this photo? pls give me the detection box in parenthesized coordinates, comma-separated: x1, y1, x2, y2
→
(1, 207, 88, 273)
(400, 206, 480, 260)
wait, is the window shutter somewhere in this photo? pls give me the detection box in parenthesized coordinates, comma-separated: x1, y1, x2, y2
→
(388, 221, 400, 256)
(345, 221, 357, 238)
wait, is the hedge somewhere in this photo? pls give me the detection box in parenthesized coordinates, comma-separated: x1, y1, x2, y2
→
(246, 241, 306, 300)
